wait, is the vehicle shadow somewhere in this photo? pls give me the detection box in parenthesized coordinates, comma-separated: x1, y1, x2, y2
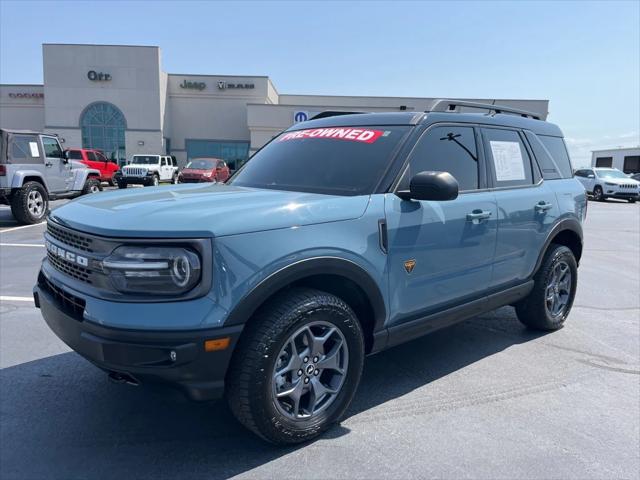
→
(0, 307, 547, 479)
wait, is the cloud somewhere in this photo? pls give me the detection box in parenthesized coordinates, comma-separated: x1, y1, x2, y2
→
(564, 132, 639, 168)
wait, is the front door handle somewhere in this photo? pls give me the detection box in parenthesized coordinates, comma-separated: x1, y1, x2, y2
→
(45, 161, 53, 167)
(466, 209, 492, 224)
(535, 201, 553, 212)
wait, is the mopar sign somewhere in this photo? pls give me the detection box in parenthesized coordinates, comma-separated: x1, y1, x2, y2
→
(293, 111, 309, 123)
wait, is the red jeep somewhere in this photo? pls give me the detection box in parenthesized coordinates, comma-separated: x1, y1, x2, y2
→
(178, 157, 230, 183)
(65, 148, 119, 184)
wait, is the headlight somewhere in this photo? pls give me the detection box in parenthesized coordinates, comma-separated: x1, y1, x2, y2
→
(102, 246, 201, 295)
(605, 182, 616, 186)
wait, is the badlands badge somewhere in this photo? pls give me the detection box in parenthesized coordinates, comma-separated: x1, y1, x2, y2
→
(404, 259, 416, 274)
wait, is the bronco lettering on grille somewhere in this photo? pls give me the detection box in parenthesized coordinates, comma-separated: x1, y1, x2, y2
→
(45, 240, 89, 267)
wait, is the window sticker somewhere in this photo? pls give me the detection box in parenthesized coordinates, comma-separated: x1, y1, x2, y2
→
(28, 142, 40, 157)
(490, 141, 525, 181)
(279, 128, 384, 144)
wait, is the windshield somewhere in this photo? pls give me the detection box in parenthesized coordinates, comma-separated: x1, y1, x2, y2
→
(597, 169, 628, 179)
(186, 159, 216, 169)
(131, 155, 160, 165)
(230, 126, 411, 195)
(66, 150, 83, 160)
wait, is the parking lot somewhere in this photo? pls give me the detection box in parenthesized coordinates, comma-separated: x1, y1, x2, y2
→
(0, 198, 638, 479)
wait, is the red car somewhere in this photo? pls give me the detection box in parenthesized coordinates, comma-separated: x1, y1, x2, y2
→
(65, 148, 119, 184)
(178, 157, 230, 183)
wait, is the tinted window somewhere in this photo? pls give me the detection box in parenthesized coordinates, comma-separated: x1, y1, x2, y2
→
(595, 157, 613, 168)
(524, 131, 562, 180)
(66, 150, 83, 160)
(9, 135, 42, 164)
(87, 151, 98, 161)
(538, 136, 573, 178)
(95, 151, 108, 162)
(161, 158, 167, 166)
(399, 126, 478, 191)
(42, 137, 63, 159)
(483, 128, 533, 187)
(623, 156, 640, 174)
(231, 126, 411, 196)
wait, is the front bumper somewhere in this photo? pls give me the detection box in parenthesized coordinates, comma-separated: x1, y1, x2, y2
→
(34, 275, 243, 401)
(604, 189, 639, 200)
(114, 173, 154, 185)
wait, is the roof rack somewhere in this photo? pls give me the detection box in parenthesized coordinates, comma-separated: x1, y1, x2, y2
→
(310, 111, 366, 120)
(429, 100, 541, 120)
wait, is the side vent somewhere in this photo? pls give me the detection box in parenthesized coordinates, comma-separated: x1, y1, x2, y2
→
(378, 219, 388, 254)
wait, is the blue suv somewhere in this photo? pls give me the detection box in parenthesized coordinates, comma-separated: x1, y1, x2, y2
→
(35, 101, 586, 444)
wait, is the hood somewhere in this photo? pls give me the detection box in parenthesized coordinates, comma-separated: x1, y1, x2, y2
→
(602, 177, 640, 185)
(181, 168, 212, 175)
(50, 184, 370, 238)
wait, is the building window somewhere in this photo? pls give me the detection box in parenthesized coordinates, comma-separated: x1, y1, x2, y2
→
(80, 102, 126, 164)
(185, 139, 249, 170)
(595, 156, 613, 168)
(623, 155, 640, 174)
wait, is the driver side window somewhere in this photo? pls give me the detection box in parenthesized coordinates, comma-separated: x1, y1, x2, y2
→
(399, 126, 479, 192)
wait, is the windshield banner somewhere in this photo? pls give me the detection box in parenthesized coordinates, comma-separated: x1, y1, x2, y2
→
(278, 128, 385, 144)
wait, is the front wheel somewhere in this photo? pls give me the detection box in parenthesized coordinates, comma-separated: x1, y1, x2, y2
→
(593, 185, 605, 201)
(226, 288, 364, 445)
(117, 181, 127, 189)
(10, 181, 49, 225)
(150, 174, 160, 187)
(515, 244, 577, 330)
(172, 173, 178, 184)
(82, 177, 102, 195)
(628, 198, 636, 203)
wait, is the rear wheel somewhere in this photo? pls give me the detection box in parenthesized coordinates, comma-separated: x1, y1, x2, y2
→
(515, 244, 577, 330)
(10, 181, 48, 225)
(593, 185, 605, 201)
(226, 288, 364, 444)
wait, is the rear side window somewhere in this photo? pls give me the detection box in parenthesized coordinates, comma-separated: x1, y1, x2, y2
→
(9, 134, 43, 164)
(66, 150, 83, 160)
(483, 128, 533, 188)
(538, 135, 573, 178)
(231, 126, 411, 196)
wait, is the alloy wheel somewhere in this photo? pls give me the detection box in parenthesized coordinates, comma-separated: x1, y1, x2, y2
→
(27, 190, 44, 217)
(272, 321, 349, 420)
(545, 260, 572, 317)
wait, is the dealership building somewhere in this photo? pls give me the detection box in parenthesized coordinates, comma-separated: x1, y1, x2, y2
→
(0, 43, 550, 169)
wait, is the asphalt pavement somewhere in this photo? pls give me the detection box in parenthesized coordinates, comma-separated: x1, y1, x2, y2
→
(0, 196, 638, 480)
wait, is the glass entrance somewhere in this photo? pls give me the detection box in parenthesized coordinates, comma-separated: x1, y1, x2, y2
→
(80, 102, 127, 165)
(185, 140, 249, 170)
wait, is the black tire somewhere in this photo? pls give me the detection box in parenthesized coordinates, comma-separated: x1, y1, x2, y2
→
(117, 181, 127, 189)
(172, 173, 178, 184)
(226, 288, 365, 445)
(628, 198, 636, 203)
(148, 174, 159, 187)
(515, 244, 577, 331)
(82, 177, 102, 195)
(593, 185, 605, 201)
(10, 181, 48, 225)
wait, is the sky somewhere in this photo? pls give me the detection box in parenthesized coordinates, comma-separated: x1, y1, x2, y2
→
(0, 0, 638, 167)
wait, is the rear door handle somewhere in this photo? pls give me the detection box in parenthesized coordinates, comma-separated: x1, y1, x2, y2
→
(535, 201, 553, 212)
(466, 210, 492, 224)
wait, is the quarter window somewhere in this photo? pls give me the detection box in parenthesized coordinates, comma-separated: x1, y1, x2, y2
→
(538, 135, 573, 178)
(400, 126, 479, 192)
(42, 137, 63, 159)
(9, 135, 42, 164)
(483, 128, 533, 188)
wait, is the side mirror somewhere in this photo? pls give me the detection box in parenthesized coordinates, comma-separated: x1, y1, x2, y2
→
(62, 151, 70, 163)
(396, 171, 459, 201)
(588, 174, 595, 179)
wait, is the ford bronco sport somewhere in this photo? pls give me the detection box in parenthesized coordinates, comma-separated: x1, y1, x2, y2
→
(34, 101, 586, 444)
(0, 129, 102, 224)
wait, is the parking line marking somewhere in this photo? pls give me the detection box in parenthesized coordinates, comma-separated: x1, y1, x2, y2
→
(0, 243, 45, 247)
(0, 296, 34, 303)
(0, 223, 45, 233)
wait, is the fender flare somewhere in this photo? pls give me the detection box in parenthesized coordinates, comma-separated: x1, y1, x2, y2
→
(532, 217, 583, 275)
(72, 167, 101, 190)
(11, 170, 48, 190)
(224, 256, 387, 333)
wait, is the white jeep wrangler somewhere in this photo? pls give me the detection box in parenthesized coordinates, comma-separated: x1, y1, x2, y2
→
(114, 155, 179, 188)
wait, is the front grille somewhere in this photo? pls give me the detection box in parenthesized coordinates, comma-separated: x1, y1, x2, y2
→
(47, 222, 94, 252)
(47, 252, 92, 284)
(123, 167, 148, 177)
(180, 177, 202, 183)
(619, 184, 638, 189)
(39, 273, 86, 321)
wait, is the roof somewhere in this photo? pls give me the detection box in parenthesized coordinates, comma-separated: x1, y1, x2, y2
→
(0, 128, 50, 135)
(287, 111, 563, 136)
